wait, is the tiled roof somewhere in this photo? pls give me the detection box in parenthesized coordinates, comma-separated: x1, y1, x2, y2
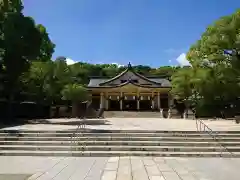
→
(88, 77, 171, 87)
(87, 62, 171, 88)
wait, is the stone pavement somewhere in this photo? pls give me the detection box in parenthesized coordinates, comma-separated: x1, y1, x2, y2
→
(0, 156, 240, 180)
(2, 118, 240, 131)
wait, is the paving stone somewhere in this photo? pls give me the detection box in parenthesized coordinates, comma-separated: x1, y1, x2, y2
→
(101, 171, 117, 180)
(131, 157, 149, 180)
(191, 171, 210, 180)
(145, 165, 161, 176)
(156, 163, 173, 172)
(153, 157, 165, 163)
(131, 158, 143, 171)
(162, 172, 181, 180)
(117, 158, 131, 180)
(0, 174, 32, 180)
(149, 176, 166, 180)
(28, 172, 44, 180)
(120, 156, 130, 160)
(132, 172, 149, 180)
(104, 162, 118, 171)
(171, 167, 189, 175)
(118, 158, 131, 174)
(143, 158, 155, 166)
(53, 158, 82, 180)
(67, 158, 95, 180)
(165, 159, 180, 168)
(116, 174, 132, 180)
(85, 157, 108, 180)
(37, 157, 75, 180)
(108, 157, 119, 162)
(179, 174, 197, 180)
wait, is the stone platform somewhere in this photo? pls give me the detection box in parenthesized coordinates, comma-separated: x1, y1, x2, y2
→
(1, 118, 240, 131)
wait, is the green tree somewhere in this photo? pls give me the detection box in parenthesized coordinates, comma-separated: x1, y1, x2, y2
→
(61, 84, 89, 117)
(171, 68, 194, 105)
(187, 9, 240, 65)
(1, 0, 43, 119)
(47, 59, 72, 104)
(186, 9, 240, 116)
(21, 61, 53, 103)
(1, 0, 55, 116)
(36, 24, 55, 62)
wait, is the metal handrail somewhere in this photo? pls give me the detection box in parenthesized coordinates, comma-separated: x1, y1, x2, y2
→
(70, 118, 86, 153)
(195, 117, 235, 157)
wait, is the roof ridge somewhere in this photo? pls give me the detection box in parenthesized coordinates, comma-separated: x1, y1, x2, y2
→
(98, 63, 163, 86)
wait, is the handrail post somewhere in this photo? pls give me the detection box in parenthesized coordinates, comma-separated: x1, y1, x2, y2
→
(195, 118, 234, 157)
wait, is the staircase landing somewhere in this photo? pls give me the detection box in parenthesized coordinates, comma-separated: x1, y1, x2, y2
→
(104, 111, 162, 118)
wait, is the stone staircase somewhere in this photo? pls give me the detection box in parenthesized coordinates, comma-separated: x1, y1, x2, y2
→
(0, 130, 240, 157)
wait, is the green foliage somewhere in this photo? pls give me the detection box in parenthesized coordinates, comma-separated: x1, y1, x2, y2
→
(171, 68, 193, 101)
(187, 9, 240, 65)
(61, 84, 89, 102)
(172, 9, 240, 116)
(36, 24, 56, 62)
(0, 0, 55, 101)
(21, 61, 53, 102)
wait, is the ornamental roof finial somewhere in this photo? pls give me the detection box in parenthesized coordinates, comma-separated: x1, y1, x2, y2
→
(127, 62, 132, 68)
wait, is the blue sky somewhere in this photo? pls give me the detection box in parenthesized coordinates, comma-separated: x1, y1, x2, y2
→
(23, 0, 239, 67)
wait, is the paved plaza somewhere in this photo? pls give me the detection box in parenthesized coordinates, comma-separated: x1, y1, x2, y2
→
(1, 118, 240, 179)
(0, 156, 239, 180)
(2, 118, 240, 131)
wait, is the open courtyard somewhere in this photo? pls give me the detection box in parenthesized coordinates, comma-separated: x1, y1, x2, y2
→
(0, 118, 240, 179)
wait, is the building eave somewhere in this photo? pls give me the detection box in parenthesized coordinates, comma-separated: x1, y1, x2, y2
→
(98, 62, 162, 86)
(88, 80, 171, 89)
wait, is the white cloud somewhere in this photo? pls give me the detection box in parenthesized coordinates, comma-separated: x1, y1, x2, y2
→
(176, 53, 191, 66)
(66, 58, 76, 65)
(111, 62, 124, 67)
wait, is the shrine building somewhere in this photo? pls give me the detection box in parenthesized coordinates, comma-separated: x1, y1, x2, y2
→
(88, 63, 172, 111)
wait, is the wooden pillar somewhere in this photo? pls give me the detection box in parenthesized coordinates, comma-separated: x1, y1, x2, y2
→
(100, 93, 104, 109)
(106, 92, 109, 110)
(157, 92, 161, 109)
(151, 92, 155, 110)
(168, 93, 173, 108)
(120, 92, 123, 110)
(137, 92, 140, 110)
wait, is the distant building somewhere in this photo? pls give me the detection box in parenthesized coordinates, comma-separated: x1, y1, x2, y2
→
(88, 63, 172, 111)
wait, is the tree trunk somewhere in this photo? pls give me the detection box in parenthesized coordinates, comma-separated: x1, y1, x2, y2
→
(54, 106, 60, 118)
(72, 102, 78, 118)
(3, 92, 14, 124)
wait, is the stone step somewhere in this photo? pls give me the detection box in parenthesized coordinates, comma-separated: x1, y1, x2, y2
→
(1, 136, 240, 142)
(1, 132, 240, 137)
(0, 145, 239, 152)
(0, 150, 238, 157)
(1, 140, 240, 147)
(2, 129, 240, 134)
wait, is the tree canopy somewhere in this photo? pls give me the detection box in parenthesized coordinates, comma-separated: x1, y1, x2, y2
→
(2, 1, 240, 119)
(171, 9, 240, 116)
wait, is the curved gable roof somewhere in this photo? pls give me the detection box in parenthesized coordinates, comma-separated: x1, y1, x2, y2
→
(89, 79, 169, 89)
(99, 62, 161, 86)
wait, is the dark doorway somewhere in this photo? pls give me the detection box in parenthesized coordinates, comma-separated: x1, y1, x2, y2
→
(160, 98, 169, 109)
(139, 100, 151, 110)
(123, 100, 137, 110)
(109, 100, 120, 110)
(92, 97, 100, 110)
